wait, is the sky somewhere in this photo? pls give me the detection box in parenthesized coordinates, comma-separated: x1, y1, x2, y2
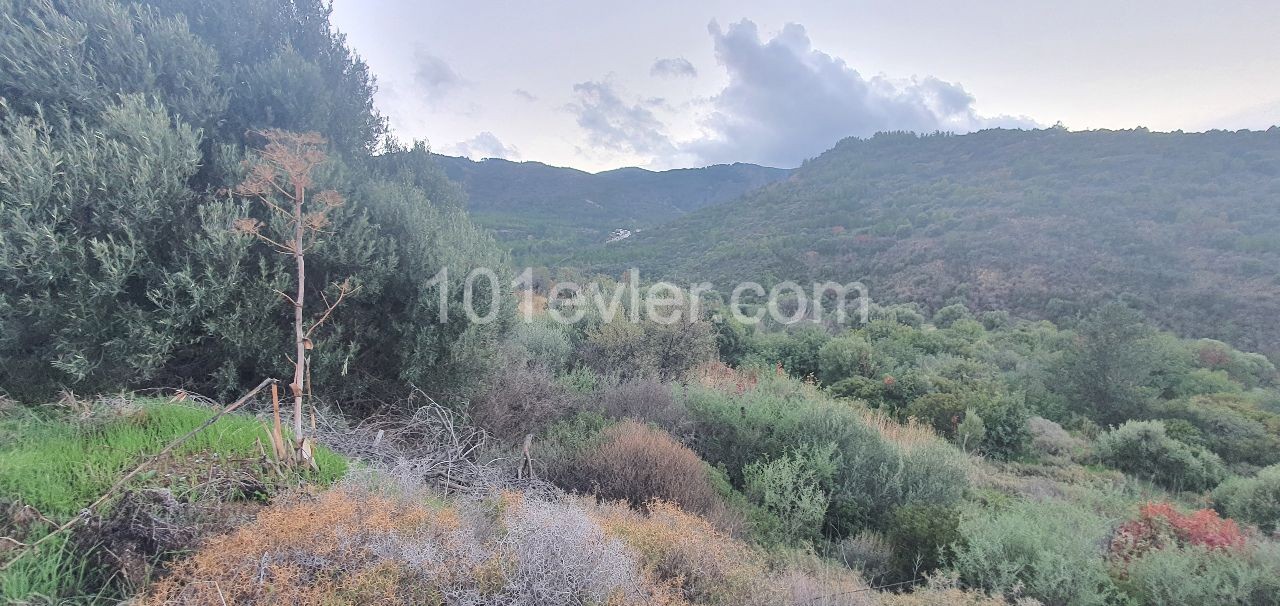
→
(331, 0, 1280, 172)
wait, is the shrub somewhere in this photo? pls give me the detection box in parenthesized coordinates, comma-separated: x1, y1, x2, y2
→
(1028, 416, 1087, 461)
(743, 446, 834, 546)
(579, 319, 716, 381)
(905, 393, 967, 439)
(950, 500, 1118, 606)
(1214, 464, 1280, 532)
(682, 374, 968, 539)
(592, 499, 873, 606)
(143, 487, 665, 605)
(955, 409, 986, 453)
(884, 504, 961, 584)
(1110, 502, 1246, 565)
(932, 303, 973, 329)
(974, 394, 1031, 460)
(570, 421, 723, 519)
(508, 318, 573, 372)
(1155, 397, 1280, 467)
(1121, 545, 1280, 606)
(469, 364, 575, 440)
(595, 378, 689, 436)
(747, 325, 829, 379)
(832, 532, 893, 582)
(818, 334, 880, 384)
(981, 310, 1012, 331)
(1095, 420, 1226, 492)
(592, 499, 771, 604)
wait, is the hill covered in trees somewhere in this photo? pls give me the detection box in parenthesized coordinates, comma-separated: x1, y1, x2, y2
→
(580, 127, 1280, 357)
(433, 155, 789, 265)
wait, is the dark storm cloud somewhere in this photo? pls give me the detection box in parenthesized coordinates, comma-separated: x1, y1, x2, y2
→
(650, 57, 698, 78)
(567, 80, 675, 156)
(412, 52, 466, 102)
(685, 19, 1037, 167)
(451, 131, 519, 160)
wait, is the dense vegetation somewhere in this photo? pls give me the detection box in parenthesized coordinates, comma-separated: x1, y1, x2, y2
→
(461, 301, 1280, 604)
(580, 127, 1280, 358)
(0, 0, 508, 404)
(3, 0, 1280, 604)
(434, 155, 788, 266)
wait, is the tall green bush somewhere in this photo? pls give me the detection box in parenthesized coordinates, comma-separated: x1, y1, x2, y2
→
(1121, 545, 1280, 606)
(681, 374, 968, 539)
(0, 97, 206, 398)
(1095, 420, 1226, 492)
(950, 500, 1118, 606)
(1214, 464, 1280, 532)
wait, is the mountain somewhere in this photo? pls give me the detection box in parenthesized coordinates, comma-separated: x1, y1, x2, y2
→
(577, 127, 1280, 357)
(432, 155, 790, 265)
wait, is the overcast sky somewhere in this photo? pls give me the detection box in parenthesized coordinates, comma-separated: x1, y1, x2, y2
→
(331, 0, 1280, 172)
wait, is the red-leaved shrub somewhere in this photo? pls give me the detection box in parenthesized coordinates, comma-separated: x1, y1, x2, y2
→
(1110, 501, 1246, 565)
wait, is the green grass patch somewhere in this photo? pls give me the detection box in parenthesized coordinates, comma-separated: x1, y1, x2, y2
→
(0, 399, 345, 518)
(0, 399, 347, 602)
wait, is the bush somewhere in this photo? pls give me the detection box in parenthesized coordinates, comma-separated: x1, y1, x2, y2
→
(1155, 397, 1280, 467)
(743, 446, 834, 546)
(508, 318, 573, 372)
(1028, 416, 1088, 461)
(932, 303, 973, 329)
(1214, 464, 1280, 532)
(1121, 545, 1280, 606)
(746, 325, 829, 379)
(974, 395, 1032, 460)
(884, 504, 961, 584)
(818, 334, 880, 384)
(592, 499, 872, 606)
(1095, 421, 1227, 492)
(569, 421, 723, 519)
(832, 532, 893, 582)
(579, 319, 716, 381)
(1110, 502, 1246, 563)
(594, 378, 689, 436)
(950, 500, 1118, 606)
(143, 487, 663, 605)
(469, 365, 575, 440)
(682, 373, 968, 539)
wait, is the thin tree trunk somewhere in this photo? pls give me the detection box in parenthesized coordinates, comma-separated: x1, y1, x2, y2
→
(292, 183, 306, 454)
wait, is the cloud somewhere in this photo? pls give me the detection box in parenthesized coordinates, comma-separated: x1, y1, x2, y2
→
(684, 20, 1037, 167)
(567, 80, 675, 157)
(411, 52, 466, 102)
(512, 88, 538, 102)
(449, 132, 519, 160)
(651, 57, 698, 78)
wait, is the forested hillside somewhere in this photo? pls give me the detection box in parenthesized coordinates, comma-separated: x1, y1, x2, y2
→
(582, 128, 1280, 357)
(433, 155, 789, 265)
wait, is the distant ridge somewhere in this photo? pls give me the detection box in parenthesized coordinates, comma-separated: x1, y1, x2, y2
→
(432, 155, 790, 266)
(578, 127, 1280, 357)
